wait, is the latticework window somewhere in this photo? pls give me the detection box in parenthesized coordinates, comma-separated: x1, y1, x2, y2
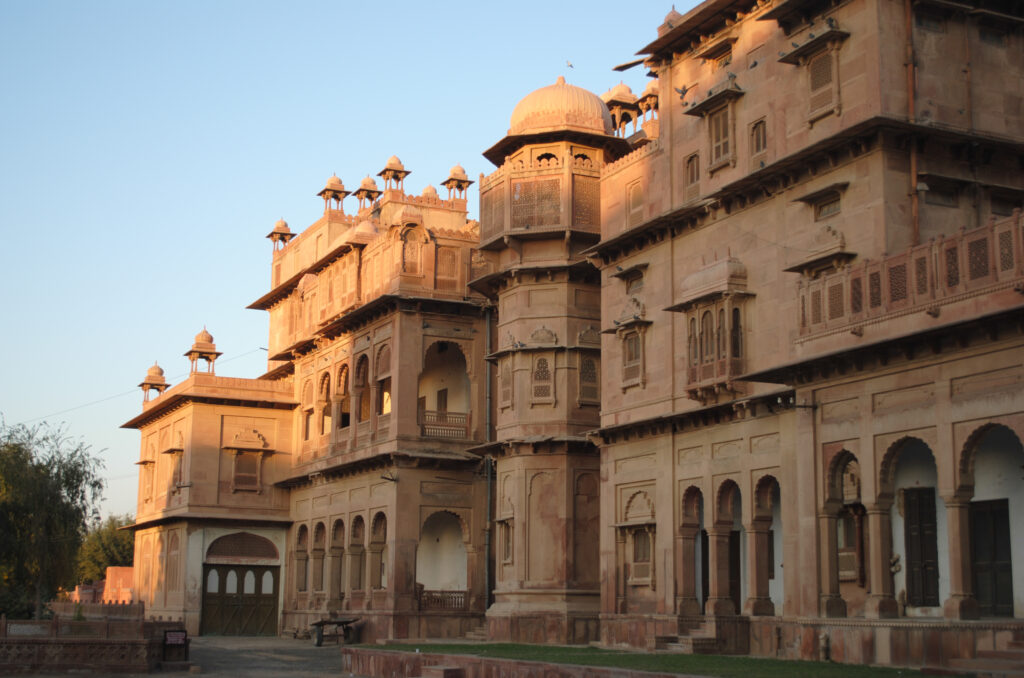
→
(533, 357, 552, 400)
(579, 357, 599, 403)
(968, 238, 989, 280)
(809, 51, 834, 112)
(709, 107, 730, 165)
(499, 361, 512, 407)
(889, 264, 907, 302)
(511, 178, 560, 229)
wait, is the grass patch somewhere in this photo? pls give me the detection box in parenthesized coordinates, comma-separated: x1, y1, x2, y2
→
(360, 643, 925, 677)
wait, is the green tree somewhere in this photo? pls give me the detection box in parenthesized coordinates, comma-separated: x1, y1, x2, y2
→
(0, 421, 104, 618)
(77, 514, 134, 584)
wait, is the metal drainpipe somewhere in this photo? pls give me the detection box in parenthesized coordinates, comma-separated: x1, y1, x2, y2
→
(906, 0, 920, 246)
(483, 304, 494, 608)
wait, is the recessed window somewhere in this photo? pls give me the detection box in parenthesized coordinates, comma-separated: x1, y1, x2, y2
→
(233, 451, 260, 492)
(915, 11, 945, 32)
(628, 182, 644, 227)
(686, 154, 700, 186)
(714, 51, 732, 70)
(709, 107, 731, 166)
(925, 186, 958, 207)
(979, 25, 1007, 46)
(808, 51, 835, 113)
(816, 196, 841, 220)
(991, 195, 1021, 217)
(751, 119, 767, 156)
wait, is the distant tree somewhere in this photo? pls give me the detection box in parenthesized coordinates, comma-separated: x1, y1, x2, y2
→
(77, 514, 134, 584)
(0, 421, 104, 618)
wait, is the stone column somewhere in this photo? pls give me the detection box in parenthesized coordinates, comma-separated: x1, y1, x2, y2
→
(615, 528, 626, 613)
(943, 494, 980, 619)
(744, 521, 775, 616)
(327, 548, 344, 607)
(705, 526, 735, 616)
(818, 502, 846, 617)
(676, 526, 702, 616)
(864, 504, 898, 618)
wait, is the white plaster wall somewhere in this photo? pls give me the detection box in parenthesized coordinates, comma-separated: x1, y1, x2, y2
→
(971, 426, 1024, 616)
(416, 513, 467, 590)
(890, 441, 949, 616)
(769, 484, 784, 613)
(418, 350, 470, 411)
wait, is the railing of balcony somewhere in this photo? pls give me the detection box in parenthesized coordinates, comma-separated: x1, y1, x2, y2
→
(798, 212, 1024, 337)
(419, 410, 470, 439)
(418, 589, 467, 611)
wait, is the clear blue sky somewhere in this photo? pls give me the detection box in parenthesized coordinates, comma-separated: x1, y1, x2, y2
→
(0, 0, 685, 518)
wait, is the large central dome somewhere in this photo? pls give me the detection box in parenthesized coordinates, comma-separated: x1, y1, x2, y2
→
(508, 76, 614, 137)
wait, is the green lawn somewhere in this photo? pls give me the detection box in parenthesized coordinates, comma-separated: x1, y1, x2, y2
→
(361, 643, 928, 678)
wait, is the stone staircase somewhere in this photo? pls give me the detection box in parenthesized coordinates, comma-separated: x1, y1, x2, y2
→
(462, 620, 488, 642)
(929, 632, 1024, 677)
(654, 617, 724, 654)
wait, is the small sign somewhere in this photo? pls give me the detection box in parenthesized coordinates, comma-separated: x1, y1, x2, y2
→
(165, 630, 187, 645)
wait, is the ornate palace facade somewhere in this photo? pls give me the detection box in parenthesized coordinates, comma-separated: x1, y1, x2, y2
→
(125, 0, 1024, 669)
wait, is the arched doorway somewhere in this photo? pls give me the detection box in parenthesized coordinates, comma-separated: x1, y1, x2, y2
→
(416, 511, 468, 611)
(201, 532, 280, 635)
(963, 424, 1024, 616)
(417, 341, 471, 439)
(886, 438, 945, 612)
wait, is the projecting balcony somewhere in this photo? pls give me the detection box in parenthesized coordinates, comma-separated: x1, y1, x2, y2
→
(417, 589, 467, 611)
(797, 212, 1024, 342)
(419, 410, 471, 440)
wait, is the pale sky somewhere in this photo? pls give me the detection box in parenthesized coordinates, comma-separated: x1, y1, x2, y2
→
(0, 0, 684, 518)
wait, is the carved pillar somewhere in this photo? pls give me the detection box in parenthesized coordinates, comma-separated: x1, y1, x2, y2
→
(327, 548, 344, 607)
(705, 526, 734, 616)
(744, 521, 775, 616)
(311, 548, 325, 594)
(943, 494, 980, 619)
(865, 504, 898, 618)
(818, 501, 846, 617)
(615, 528, 626, 613)
(676, 525, 701, 615)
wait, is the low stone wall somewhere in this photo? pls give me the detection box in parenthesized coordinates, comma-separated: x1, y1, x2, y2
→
(282, 609, 484, 644)
(749, 616, 1024, 669)
(487, 612, 600, 645)
(48, 600, 144, 621)
(0, 616, 180, 674)
(341, 648, 683, 678)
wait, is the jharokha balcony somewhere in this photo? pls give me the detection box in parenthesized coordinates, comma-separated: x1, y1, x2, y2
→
(797, 212, 1024, 346)
(419, 410, 471, 440)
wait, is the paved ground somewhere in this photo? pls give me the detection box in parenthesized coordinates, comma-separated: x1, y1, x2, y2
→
(32, 635, 365, 677)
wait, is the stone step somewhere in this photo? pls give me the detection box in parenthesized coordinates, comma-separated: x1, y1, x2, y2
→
(980, 650, 1024, 661)
(948, 656, 1024, 676)
(416, 667, 465, 678)
(665, 636, 720, 654)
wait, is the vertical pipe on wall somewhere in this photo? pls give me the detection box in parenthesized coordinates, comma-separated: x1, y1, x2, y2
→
(906, 0, 920, 245)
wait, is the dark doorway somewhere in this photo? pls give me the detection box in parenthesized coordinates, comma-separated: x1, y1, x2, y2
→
(904, 487, 939, 607)
(971, 499, 1013, 617)
(729, 530, 741, 614)
(201, 565, 279, 635)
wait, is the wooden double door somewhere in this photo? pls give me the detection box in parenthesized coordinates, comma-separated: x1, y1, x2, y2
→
(201, 564, 279, 635)
(971, 499, 1013, 617)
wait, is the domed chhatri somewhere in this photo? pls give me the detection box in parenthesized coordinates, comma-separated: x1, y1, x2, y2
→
(602, 82, 637, 105)
(138, 361, 168, 403)
(421, 184, 439, 199)
(266, 217, 295, 250)
(317, 174, 350, 215)
(184, 327, 222, 375)
(508, 75, 614, 137)
(441, 163, 474, 200)
(354, 175, 382, 208)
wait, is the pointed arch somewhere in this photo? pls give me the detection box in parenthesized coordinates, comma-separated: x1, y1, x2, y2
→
(959, 422, 1024, 493)
(715, 478, 741, 526)
(681, 485, 704, 529)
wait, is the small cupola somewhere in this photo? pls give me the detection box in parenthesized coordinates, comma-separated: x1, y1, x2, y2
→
(353, 175, 381, 210)
(317, 174, 350, 214)
(184, 327, 222, 375)
(138, 361, 168, 403)
(377, 156, 410, 191)
(441, 164, 474, 200)
(266, 218, 294, 251)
